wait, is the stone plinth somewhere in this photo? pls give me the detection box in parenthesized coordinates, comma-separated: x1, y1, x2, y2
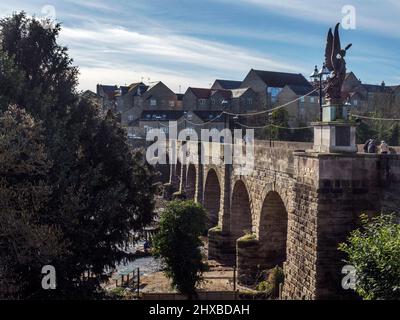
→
(312, 121, 358, 154)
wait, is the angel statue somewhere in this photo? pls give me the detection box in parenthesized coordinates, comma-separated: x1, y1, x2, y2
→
(324, 23, 352, 104)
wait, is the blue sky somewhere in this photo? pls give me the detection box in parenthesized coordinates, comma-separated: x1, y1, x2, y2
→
(1, 0, 399, 92)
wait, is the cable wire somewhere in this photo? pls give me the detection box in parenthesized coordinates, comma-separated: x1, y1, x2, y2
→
(350, 114, 400, 121)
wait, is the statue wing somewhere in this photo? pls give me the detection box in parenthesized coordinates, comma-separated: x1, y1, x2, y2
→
(332, 23, 342, 70)
(324, 28, 334, 71)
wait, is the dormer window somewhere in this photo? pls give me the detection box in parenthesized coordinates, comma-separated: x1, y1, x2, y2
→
(150, 99, 157, 106)
(199, 99, 207, 105)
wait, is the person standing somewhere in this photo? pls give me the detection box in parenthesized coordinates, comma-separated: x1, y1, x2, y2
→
(380, 140, 389, 154)
(367, 139, 377, 154)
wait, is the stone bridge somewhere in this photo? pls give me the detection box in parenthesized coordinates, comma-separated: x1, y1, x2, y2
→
(162, 140, 400, 299)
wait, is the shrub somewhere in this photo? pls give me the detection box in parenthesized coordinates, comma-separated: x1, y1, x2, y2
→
(339, 213, 400, 300)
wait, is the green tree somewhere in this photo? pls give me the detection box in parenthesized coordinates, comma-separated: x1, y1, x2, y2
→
(339, 214, 400, 300)
(356, 120, 377, 144)
(0, 106, 65, 299)
(153, 200, 206, 299)
(261, 109, 291, 141)
(0, 12, 156, 298)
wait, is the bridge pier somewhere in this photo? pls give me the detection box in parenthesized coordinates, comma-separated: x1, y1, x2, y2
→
(207, 228, 236, 265)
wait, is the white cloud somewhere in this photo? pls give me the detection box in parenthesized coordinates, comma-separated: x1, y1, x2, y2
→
(60, 23, 302, 91)
(226, 0, 400, 38)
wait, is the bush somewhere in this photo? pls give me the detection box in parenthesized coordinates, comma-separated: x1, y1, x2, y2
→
(339, 213, 400, 300)
(255, 266, 284, 299)
(153, 200, 206, 299)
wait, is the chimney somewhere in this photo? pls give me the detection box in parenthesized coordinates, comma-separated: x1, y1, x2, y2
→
(381, 81, 385, 87)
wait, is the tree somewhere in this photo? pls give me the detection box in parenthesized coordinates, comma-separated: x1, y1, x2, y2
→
(339, 214, 400, 300)
(0, 106, 65, 299)
(153, 200, 206, 299)
(260, 109, 291, 141)
(0, 12, 156, 298)
(356, 119, 377, 144)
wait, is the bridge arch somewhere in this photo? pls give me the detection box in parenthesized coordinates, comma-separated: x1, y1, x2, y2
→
(258, 191, 288, 268)
(186, 163, 197, 200)
(203, 169, 221, 229)
(230, 179, 252, 240)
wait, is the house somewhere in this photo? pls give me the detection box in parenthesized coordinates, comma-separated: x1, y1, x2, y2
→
(277, 84, 319, 125)
(240, 69, 313, 110)
(230, 88, 258, 114)
(342, 72, 398, 113)
(119, 81, 178, 127)
(183, 88, 213, 110)
(141, 81, 178, 110)
(96, 84, 118, 111)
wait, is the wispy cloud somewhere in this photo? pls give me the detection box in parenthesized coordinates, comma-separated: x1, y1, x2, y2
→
(60, 23, 302, 91)
(226, 0, 400, 38)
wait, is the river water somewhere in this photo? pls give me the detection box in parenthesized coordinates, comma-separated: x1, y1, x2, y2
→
(114, 241, 162, 277)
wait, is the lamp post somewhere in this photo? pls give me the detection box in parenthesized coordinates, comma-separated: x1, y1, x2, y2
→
(310, 63, 330, 121)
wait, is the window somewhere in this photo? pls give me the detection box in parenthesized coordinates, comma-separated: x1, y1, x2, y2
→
(247, 98, 253, 105)
(161, 127, 169, 134)
(128, 115, 134, 121)
(199, 99, 207, 105)
(353, 99, 358, 106)
(169, 100, 175, 107)
(310, 97, 316, 103)
(267, 87, 282, 103)
(150, 99, 157, 106)
(300, 96, 305, 103)
(211, 98, 215, 105)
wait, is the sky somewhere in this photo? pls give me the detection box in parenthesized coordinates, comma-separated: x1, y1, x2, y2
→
(1, 0, 399, 92)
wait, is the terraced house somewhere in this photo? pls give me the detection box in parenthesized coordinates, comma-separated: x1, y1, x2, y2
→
(95, 68, 398, 140)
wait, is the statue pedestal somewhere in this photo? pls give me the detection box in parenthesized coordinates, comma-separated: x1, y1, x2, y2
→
(311, 121, 358, 153)
(311, 103, 357, 154)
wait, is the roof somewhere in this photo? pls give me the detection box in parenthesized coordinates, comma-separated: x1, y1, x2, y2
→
(193, 111, 226, 122)
(213, 79, 242, 90)
(231, 88, 252, 98)
(189, 88, 212, 99)
(118, 86, 130, 96)
(252, 69, 310, 88)
(97, 84, 118, 98)
(211, 89, 232, 100)
(287, 84, 318, 96)
(139, 110, 184, 121)
(362, 84, 393, 94)
(98, 84, 117, 93)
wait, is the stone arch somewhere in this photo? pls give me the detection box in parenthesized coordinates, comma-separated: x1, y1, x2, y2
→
(230, 180, 252, 240)
(186, 163, 197, 200)
(258, 191, 288, 268)
(203, 169, 221, 229)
